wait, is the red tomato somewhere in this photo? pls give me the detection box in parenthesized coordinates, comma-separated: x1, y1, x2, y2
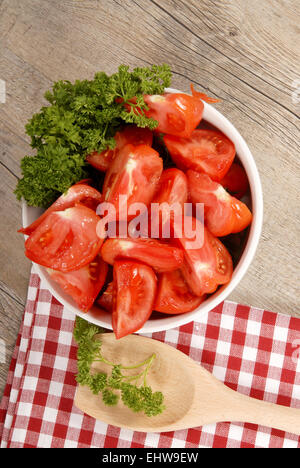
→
(146, 168, 188, 238)
(86, 126, 153, 172)
(101, 237, 184, 273)
(230, 197, 253, 234)
(190, 84, 220, 104)
(144, 92, 204, 138)
(172, 217, 233, 296)
(187, 171, 252, 236)
(115, 126, 153, 149)
(220, 162, 249, 199)
(19, 184, 102, 236)
(48, 255, 108, 312)
(87, 148, 115, 172)
(101, 143, 163, 221)
(25, 205, 104, 272)
(154, 270, 205, 314)
(153, 168, 188, 206)
(163, 129, 236, 182)
(112, 260, 157, 338)
(74, 178, 93, 186)
(97, 281, 114, 311)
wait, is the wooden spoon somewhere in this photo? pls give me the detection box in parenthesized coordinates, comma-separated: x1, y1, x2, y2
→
(75, 333, 300, 434)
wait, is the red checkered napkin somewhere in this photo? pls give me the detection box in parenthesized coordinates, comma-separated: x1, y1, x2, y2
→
(0, 266, 300, 448)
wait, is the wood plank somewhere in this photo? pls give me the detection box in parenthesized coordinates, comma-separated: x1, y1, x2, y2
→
(0, 283, 25, 398)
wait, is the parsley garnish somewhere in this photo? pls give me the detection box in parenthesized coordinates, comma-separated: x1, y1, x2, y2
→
(15, 64, 172, 208)
(73, 317, 165, 417)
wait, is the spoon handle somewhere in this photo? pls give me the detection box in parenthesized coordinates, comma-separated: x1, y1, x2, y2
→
(220, 389, 300, 435)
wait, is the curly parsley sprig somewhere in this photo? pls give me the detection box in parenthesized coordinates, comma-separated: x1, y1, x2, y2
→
(15, 64, 172, 208)
(73, 317, 165, 417)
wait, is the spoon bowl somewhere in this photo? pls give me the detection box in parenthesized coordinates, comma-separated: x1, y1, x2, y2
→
(75, 334, 300, 434)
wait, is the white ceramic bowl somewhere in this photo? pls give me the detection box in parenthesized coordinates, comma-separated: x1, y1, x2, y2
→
(22, 88, 263, 333)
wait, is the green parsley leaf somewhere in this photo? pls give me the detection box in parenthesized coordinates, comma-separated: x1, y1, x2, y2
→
(73, 316, 165, 417)
(15, 64, 172, 208)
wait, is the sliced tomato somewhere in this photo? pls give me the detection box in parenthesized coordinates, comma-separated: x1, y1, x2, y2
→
(220, 162, 249, 199)
(25, 205, 104, 272)
(115, 125, 153, 149)
(97, 281, 114, 311)
(230, 197, 253, 234)
(74, 178, 93, 186)
(146, 168, 188, 238)
(154, 270, 205, 314)
(101, 143, 163, 221)
(153, 168, 188, 206)
(19, 184, 102, 236)
(187, 171, 252, 236)
(144, 92, 204, 138)
(86, 126, 153, 172)
(101, 237, 184, 273)
(172, 217, 233, 296)
(47, 255, 108, 312)
(164, 129, 236, 182)
(112, 260, 157, 339)
(87, 148, 115, 172)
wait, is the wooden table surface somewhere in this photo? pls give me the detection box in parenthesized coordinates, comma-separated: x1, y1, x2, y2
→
(0, 0, 299, 398)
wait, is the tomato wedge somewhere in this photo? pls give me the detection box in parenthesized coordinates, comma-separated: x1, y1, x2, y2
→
(145, 168, 188, 238)
(97, 281, 114, 311)
(86, 125, 153, 172)
(187, 171, 252, 236)
(101, 237, 184, 273)
(144, 92, 204, 138)
(25, 205, 104, 272)
(112, 260, 157, 339)
(220, 162, 249, 199)
(172, 217, 233, 296)
(101, 143, 163, 221)
(163, 129, 236, 182)
(154, 270, 205, 314)
(19, 184, 102, 236)
(47, 255, 108, 312)
(153, 168, 188, 206)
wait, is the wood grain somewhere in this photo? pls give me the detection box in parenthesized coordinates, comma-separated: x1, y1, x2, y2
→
(0, 0, 299, 398)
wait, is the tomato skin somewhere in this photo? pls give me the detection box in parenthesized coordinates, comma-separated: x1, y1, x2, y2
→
(112, 260, 157, 339)
(101, 237, 184, 273)
(154, 270, 205, 314)
(220, 163, 249, 199)
(19, 184, 102, 236)
(172, 217, 233, 297)
(102, 143, 163, 221)
(230, 196, 253, 233)
(87, 148, 115, 172)
(97, 281, 113, 311)
(187, 171, 252, 236)
(115, 125, 153, 149)
(147, 168, 188, 238)
(25, 205, 104, 272)
(144, 93, 204, 138)
(164, 129, 236, 182)
(153, 168, 188, 206)
(47, 256, 108, 312)
(86, 126, 153, 172)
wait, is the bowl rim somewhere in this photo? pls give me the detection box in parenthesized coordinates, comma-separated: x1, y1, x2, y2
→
(22, 87, 263, 333)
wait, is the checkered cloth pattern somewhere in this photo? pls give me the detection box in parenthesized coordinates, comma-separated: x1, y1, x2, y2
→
(0, 266, 300, 448)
